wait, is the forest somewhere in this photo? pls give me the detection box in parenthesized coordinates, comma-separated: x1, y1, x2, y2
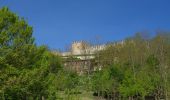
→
(0, 7, 170, 100)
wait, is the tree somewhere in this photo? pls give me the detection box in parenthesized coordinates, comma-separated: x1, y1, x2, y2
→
(95, 32, 170, 99)
(0, 7, 34, 68)
(0, 7, 63, 99)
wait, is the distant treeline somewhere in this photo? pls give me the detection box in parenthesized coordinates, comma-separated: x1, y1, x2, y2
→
(92, 33, 170, 99)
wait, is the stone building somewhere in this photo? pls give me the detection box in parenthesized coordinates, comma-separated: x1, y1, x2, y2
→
(54, 40, 124, 74)
(59, 41, 105, 74)
(62, 41, 106, 59)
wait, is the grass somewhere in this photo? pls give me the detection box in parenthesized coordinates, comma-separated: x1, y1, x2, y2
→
(57, 91, 96, 100)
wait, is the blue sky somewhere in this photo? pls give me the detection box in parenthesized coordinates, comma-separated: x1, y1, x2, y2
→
(0, 0, 170, 50)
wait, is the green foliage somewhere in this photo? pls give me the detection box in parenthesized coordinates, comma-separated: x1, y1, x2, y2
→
(119, 70, 137, 97)
(0, 7, 34, 48)
(146, 55, 159, 68)
(95, 32, 170, 99)
(0, 7, 63, 99)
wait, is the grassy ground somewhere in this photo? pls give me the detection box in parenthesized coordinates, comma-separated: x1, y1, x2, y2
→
(57, 91, 105, 100)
